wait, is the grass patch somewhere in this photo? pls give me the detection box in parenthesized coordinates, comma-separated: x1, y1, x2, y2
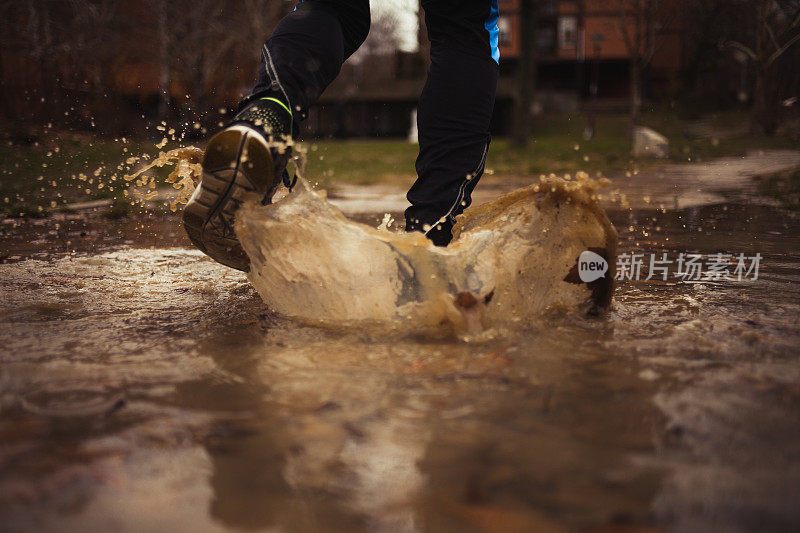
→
(643, 110, 799, 162)
(0, 134, 175, 217)
(487, 114, 633, 176)
(300, 139, 419, 187)
(302, 112, 799, 186)
(299, 115, 636, 187)
(1, 111, 796, 216)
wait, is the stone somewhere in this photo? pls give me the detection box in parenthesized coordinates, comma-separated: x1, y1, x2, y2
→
(633, 126, 669, 158)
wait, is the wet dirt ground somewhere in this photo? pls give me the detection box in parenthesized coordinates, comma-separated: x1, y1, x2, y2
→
(1, 153, 800, 532)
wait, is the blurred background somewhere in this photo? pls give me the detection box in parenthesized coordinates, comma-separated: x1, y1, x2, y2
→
(1, 0, 799, 218)
(1, 0, 798, 140)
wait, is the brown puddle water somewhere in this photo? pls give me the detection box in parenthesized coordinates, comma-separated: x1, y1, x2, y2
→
(1, 187, 800, 532)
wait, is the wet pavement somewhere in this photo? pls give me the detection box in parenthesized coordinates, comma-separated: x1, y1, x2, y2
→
(1, 152, 800, 532)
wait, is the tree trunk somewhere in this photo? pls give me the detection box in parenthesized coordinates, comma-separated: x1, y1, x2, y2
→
(751, 64, 779, 135)
(512, 0, 537, 147)
(628, 0, 644, 133)
(630, 58, 642, 130)
(156, 0, 171, 121)
(749, 0, 779, 136)
(26, 0, 51, 124)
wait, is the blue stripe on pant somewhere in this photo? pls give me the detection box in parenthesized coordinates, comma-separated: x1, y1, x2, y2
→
(405, 0, 500, 245)
(486, 0, 500, 64)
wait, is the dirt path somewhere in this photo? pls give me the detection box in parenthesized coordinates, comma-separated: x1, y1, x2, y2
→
(327, 150, 800, 215)
(603, 149, 800, 210)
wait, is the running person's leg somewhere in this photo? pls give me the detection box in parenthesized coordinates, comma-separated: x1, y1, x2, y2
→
(184, 1, 370, 271)
(245, 0, 370, 125)
(405, 0, 499, 246)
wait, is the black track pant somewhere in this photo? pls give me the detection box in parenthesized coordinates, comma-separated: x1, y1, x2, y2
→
(248, 0, 499, 246)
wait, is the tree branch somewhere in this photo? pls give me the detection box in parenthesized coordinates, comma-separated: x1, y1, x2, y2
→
(766, 18, 782, 51)
(615, 0, 636, 54)
(722, 39, 758, 61)
(767, 30, 800, 64)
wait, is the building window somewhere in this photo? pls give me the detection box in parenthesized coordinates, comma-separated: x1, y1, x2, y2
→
(558, 16, 577, 48)
(498, 15, 512, 46)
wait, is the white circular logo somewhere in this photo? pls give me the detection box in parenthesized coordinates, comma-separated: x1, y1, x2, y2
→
(578, 250, 608, 283)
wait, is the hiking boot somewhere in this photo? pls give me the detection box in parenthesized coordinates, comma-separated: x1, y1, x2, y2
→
(183, 97, 294, 271)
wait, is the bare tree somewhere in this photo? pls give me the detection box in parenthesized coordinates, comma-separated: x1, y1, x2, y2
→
(61, 0, 122, 91)
(4, 1, 122, 125)
(1, 0, 286, 133)
(723, 0, 800, 135)
(239, 0, 287, 83)
(155, 0, 283, 120)
(164, 1, 236, 114)
(22, 0, 56, 120)
(612, 0, 679, 130)
(155, 0, 171, 121)
(349, 8, 402, 64)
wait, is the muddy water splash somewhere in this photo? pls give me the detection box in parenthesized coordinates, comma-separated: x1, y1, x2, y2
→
(112, 144, 618, 333)
(121, 146, 204, 211)
(235, 174, 617, 332)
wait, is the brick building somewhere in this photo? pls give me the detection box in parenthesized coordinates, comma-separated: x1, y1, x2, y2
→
(313, 0, 686, 138)
(0, 0, 686, 138)
(496, 0, 684, 95)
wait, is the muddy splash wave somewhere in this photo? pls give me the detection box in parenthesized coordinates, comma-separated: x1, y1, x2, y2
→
(235, 173, 617, 333)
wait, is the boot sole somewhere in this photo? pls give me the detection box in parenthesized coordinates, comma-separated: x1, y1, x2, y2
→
(183, 125, 274, 272)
